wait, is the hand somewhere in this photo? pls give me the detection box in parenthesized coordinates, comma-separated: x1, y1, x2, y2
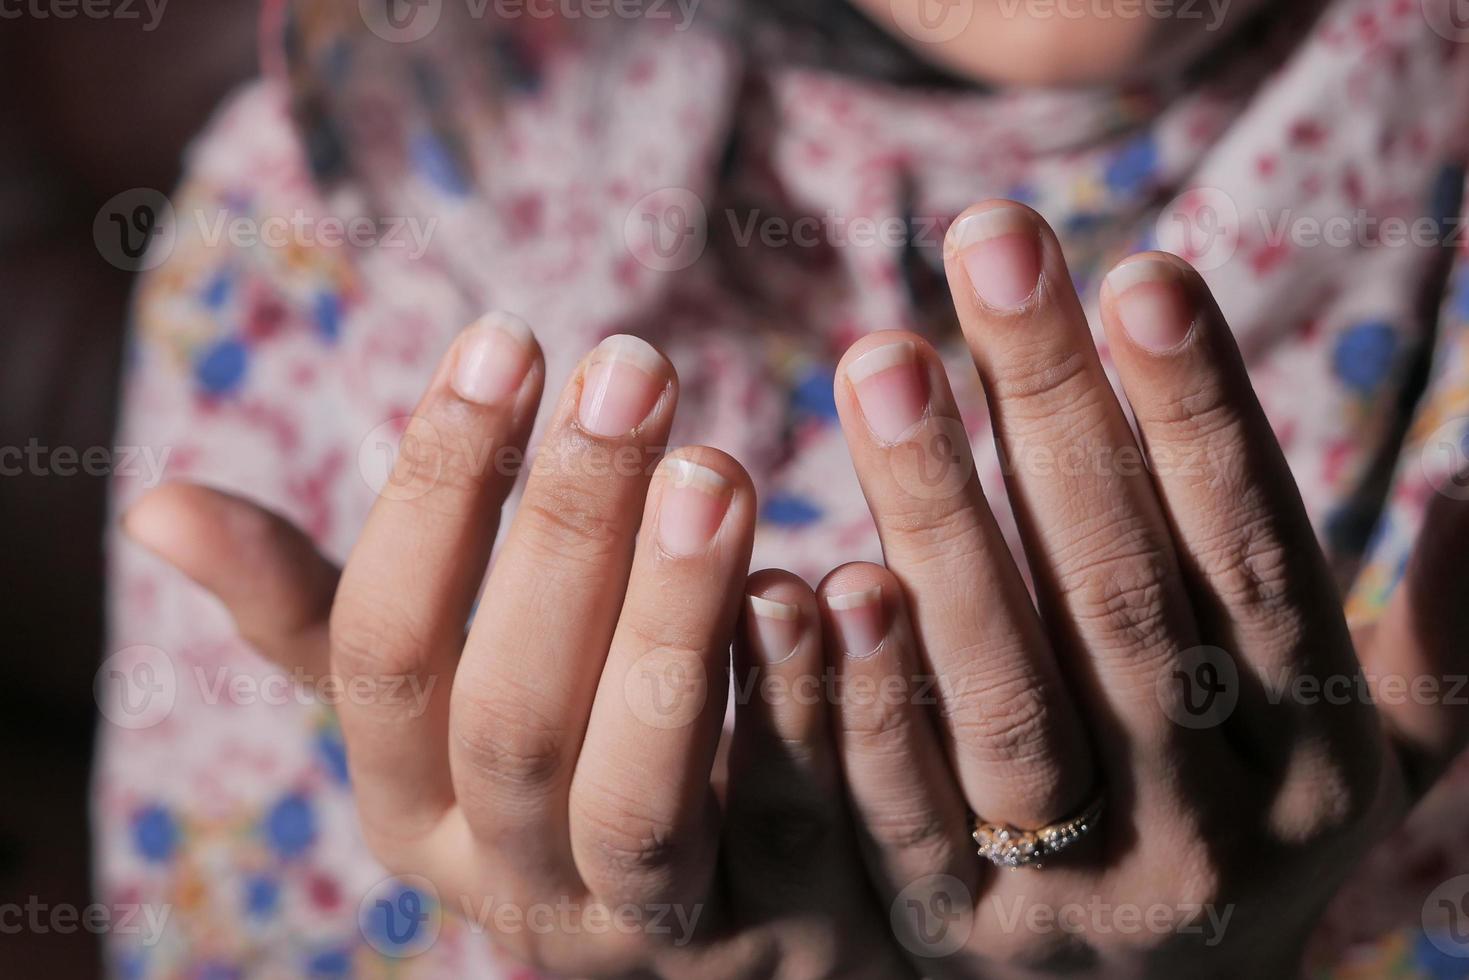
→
(807, 201, 1469, 977)
(124, 318, 911, 978)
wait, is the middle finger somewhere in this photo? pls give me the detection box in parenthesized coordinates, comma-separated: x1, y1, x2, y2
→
(942, 201, 1206, 789)
(450, 334, 676, 895)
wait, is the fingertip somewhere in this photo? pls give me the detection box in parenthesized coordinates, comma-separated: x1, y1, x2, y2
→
(741, 569, 818, 670)
(817, 561, 896, 604)
(648, 447, 756, 563)
(944, 199, 1048, 256)
(834, 331, 955, 448)
(575, 333, 679, 439)
(658, 445, 754, 499)
(818, 563, 902, 664)
(448, 311, 544, 408)
(835, 329, 937, 380)
(745, 568, 816, 608)
(123, 482, 239, 566)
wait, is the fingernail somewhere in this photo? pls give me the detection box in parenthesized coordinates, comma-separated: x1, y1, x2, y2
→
(848, 341, 929, 443)
(452, 312, 535, 405)
(657, 458, 732, 557)
(825, 586, 885, 659)
(578, 334, 666, 437)
(950, 208, 1041, 311)
(746, 595, 802, 665)
(1105, 259, 1195, 353)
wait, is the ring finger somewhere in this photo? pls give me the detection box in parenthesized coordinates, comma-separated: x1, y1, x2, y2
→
(834, 330, 1093, 833)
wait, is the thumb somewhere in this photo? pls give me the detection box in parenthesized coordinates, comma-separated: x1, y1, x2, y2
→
(1363, 488, 1469, 800)
(122, 481, 338, 677)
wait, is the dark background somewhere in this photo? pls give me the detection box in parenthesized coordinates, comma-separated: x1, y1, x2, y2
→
(0, 5, 257, 974)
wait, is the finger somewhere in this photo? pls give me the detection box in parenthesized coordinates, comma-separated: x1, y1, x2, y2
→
(1096, 255, 1377, 773)
(943, 202, 1205, 777)
(450, 335, 676, 894)
(1362, 490, 1469, 800)
(570, 448, 755, 912)
(818, 562, 977, 936)
(123, 481, 337, 675)
(729, 573, 922, 977)
(725, 571, 845, 906)
(331, 312, 543, 853)
(833, 330, 1094, 831)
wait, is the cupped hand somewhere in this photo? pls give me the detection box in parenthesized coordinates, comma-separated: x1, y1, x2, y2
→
(810, 201, 1469, 977)
(124, 319, 912, 979)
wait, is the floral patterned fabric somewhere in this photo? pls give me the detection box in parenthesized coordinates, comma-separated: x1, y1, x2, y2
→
(99, 0, 1469, 976)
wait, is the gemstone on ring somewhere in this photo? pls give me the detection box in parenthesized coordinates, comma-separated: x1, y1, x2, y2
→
(971, 795, 1104, 869)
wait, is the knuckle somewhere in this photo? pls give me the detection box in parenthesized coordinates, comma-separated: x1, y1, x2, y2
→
(617, 610, 711, 667)
(1273, 752, 1382, 846)
(1060, 524, 1180, 659)
(420, 431, 496, 500)
(517, 481, 630, 570)
(864, 806, 958, 865)
(1136, 376, 1239, 445)
(574, 792, 687, 886)
(883, 498, 985, 569)
(941, 672, 1055, 767)
(989, 346, 1093, 418)
(329, 593, 431, 679)
(1194, 511, 1300, 628)
(838, 696, 914, 755)
(451, 690, 566, 793)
